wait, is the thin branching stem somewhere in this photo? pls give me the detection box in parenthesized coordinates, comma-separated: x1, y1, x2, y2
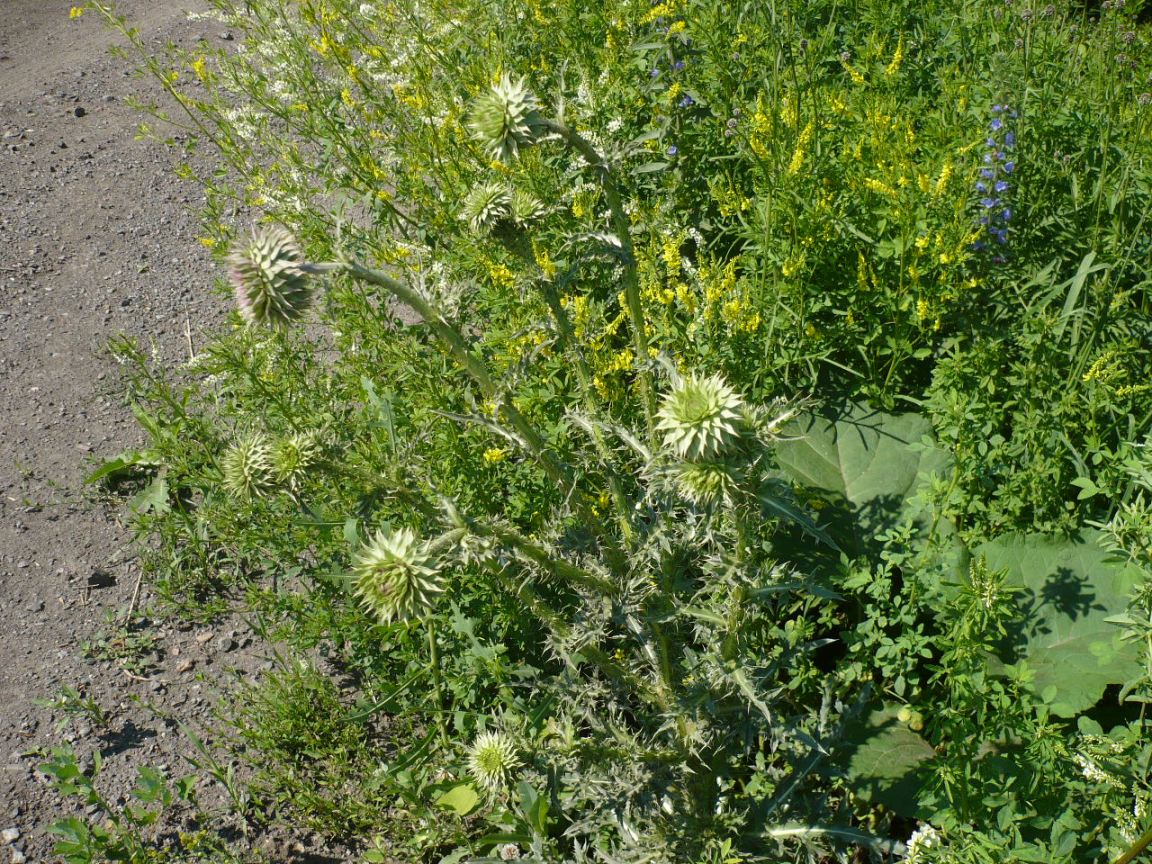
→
(540, 119, 656, 437)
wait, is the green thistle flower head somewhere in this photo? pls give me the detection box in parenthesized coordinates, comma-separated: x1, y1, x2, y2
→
(466, 730, 522, 797)
(669, 460, 743, 507)
(461, 182, 513, 233)
(468, 74, 544, 162)
(656, 373, 748, 461)
(270, 430, 323, 491)
(227, 226, 313, 327)
(510, 188, 547, 225)
(352, 527, 445, 624)
(221, 432, 274, 500)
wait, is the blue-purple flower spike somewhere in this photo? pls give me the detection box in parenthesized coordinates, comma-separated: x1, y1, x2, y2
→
(973, 104, 1016, 258)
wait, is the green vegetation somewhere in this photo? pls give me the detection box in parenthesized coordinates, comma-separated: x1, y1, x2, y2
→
(57, 0, 1152, 860)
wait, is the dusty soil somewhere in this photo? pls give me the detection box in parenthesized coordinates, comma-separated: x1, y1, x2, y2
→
(0, 2, 313, 861)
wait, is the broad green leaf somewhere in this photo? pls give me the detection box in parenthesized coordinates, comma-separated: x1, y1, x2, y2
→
(978, 531, 1142, 717)
(129, 475, 169, 515)
(836, 707, 935, 815)
(775, 404, 950, 552)
(436, 782, 481, 816)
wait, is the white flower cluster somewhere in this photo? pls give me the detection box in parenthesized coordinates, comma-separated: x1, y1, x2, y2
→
(904, 823, 941, 863)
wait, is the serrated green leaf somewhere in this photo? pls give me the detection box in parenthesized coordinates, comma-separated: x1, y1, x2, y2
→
(129, 475, 169, 515)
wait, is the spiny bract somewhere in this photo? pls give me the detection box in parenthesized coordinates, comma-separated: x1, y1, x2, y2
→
(466, 729, 522, 797)
(271, 430, 324, 492)
(656, 373, 748, 461)
(510, 188, 546, 224)
(461, 182, 513, 233)
(669, 460, 743, 507)
(227, 226, 313, 327)
(351, 527, 444, 624)
(221, 432, 274, 500)
(467, 74, 544, 162)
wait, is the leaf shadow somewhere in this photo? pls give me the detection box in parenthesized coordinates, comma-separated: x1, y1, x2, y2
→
(999, 564, 1105, 661)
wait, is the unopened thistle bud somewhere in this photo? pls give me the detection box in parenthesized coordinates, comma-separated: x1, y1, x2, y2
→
(466, 730, 522, 797)
(351, 527, 445, 624)
(271, 430, 323, 491)
(670, 460, 743, 507)
(461, 182, 513, 233)
(656, 373, 748, 461)
(221, 432, 274, 500)
(227, 227, 313, 327)
(510, 188, 546, 224)
(468, 74, 545, 163)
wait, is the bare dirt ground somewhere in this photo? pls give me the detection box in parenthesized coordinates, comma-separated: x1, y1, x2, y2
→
(0, 2, 302, 861)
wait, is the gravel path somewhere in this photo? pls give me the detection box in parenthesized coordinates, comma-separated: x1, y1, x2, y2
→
(0, 3, 278, 860)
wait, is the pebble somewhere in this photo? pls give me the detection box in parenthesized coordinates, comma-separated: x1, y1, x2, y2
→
(0, 829, 19, 845)
(73, 106, 86, 118)
(11, 849, 26, 864)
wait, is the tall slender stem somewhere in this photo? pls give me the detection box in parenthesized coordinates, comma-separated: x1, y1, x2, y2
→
(426, 616, 448, 746)
(332, 260, 570, 488)
(540, 119, 657, 438)
(1114, 825, 1152, 864)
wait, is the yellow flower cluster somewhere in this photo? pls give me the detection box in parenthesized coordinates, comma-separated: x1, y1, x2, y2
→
(749, 95, 772, 159)
(642, 1, 677, 23)
(709, 178, 752, 217)
(788, 121, 815, 175)
(533, 242, 558, 280)
(487, 262, 516, 289)
(884, 37, 904, 78)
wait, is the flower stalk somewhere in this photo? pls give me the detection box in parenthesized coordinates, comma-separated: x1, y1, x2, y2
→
(539, 118, 656, 436)
(333, 259, 570, 489)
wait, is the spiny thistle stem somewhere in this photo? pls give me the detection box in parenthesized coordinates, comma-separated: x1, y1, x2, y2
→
(492, 566, 663, 711)
(335, 260, 631, 570)
(426, 615, 449, 746)
(539, 119, 656, 437)
(488, 525, 616, 595)
(335, 260, 569, 488)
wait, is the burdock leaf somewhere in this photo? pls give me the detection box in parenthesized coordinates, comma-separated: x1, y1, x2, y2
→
(836, 706, 935, 817)
(978, 531, 1142, 717)
(775, 403, 950, 553)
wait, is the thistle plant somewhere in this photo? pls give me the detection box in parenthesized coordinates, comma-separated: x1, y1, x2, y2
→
(270, 430, 323, 492)
(85, 0, 1152, 859)
(227, 226, 314, 327)
(509, 188, 546, 225)
(466, 730, 522, 798)
(351, 527, 445, 625)
(220, 432, 274, 500)
(667, 459, 744, 508)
